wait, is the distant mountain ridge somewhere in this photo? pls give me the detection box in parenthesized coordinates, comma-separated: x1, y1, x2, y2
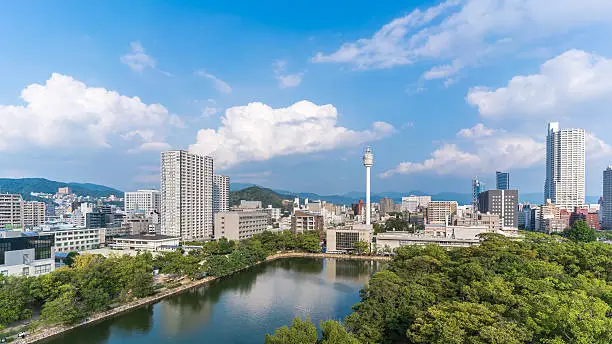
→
(229, 186, 294, 208)
(229, 183, 600, 206)
(0, 178, 122, 199)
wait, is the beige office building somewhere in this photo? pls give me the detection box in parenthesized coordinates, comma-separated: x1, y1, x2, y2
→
(426, 201, 458, 224)
(214, 211, 269, 241)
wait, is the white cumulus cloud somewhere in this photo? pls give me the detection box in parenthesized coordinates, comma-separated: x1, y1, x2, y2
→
(467, 49, 612, 118)
(314, 0, 612, 82)
(121, 41, 156, 73)
(457, 123, 496, 138)
(189, 100, 395, 169)
(0, 73, 178, 152)
(587, 132, 612, 160)
(195, 70, 232, 94)
(273, 60, 304, 89)
(381, 132, 545, 178)
(382, 126, 612, 178)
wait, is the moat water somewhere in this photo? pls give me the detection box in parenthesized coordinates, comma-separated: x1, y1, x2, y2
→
(44, 258, 382, 344)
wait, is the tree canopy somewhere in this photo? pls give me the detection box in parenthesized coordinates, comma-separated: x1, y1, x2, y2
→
(267, 232, 612, 343)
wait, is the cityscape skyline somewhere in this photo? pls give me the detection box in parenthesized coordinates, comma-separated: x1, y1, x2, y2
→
(1, 1, 612, 196)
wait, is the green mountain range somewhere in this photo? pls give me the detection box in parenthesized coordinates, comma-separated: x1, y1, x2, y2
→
(0, 178, 123, 199)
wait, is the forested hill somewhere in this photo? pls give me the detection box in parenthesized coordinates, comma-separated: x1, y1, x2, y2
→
(229, 186, 294, 208)
(0, 178, 122, 199)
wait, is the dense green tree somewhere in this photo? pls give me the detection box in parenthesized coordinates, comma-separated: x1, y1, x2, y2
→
(566, 220, 597, 243)
(64, 251, 79, 267)
(40, 284, 86, 324)
(384, 217, 410, 232)
(353, 240, 370, 255)
(321, 320, 360, 344)
(264, 317, 317, 344)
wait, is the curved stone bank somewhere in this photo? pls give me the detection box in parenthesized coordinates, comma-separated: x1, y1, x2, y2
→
(14, 253, 390, 344)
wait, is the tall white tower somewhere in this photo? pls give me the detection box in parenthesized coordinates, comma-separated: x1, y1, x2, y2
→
(544, 122, 585, 210)
(362, 146, 374, 225)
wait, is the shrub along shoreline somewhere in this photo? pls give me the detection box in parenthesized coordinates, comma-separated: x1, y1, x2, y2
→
(1, 230, 387, 343)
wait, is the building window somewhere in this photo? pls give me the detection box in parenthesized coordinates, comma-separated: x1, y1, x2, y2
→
(336, 232, 359, 250)
(22, 267, 29, 276)
(34, 264, 51, 274)
(35, 247, 51, 260)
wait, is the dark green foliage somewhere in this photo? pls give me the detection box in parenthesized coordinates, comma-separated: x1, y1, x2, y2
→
(343, 233, 612, 343)
(265, 317, 359, 344)
(229, 186, 293, 209)
(0, 178, 122, 198)
(384, 216, 411, 232)
(64, 251, 79, 267)
(265, 317, 318, 344)
(0, 252, 154, 328)
(566, 219, 597, 243)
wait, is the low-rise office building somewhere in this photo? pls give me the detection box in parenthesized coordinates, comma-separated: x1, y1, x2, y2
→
(376, 231, 480, 251)
(0, 231, 55, 277)
(214, 211, 270, 241)
(326, 224, 373, 253)
(109, 234, 180, 251)
(48, 227, 106, 253)
(291, 211, 324, 234)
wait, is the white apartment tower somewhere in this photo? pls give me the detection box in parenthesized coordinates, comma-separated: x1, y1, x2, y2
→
(544, 122, 585, 210)
(603, 167, 612, 230)
(22, 201, 46, 227)
(161, 150, 214, 240)
(124, 190, 161, 214)
(213, 175, 230, 213)
(0, 194, 23, 228)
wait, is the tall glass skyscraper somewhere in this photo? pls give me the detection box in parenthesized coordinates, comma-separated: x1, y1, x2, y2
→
(472, 177, 487, 212)
(544, 122, 585, 210)
(496, 171, 509, 190)
(603, 167, 612, 230)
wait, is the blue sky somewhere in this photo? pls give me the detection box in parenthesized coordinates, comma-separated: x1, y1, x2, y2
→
(1, 0, 612, 197)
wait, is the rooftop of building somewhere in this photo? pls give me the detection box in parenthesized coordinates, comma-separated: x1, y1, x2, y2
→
(115, 234, 180, 241)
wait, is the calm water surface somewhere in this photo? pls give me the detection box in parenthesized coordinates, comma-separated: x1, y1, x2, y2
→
(44, 258, 382, 344)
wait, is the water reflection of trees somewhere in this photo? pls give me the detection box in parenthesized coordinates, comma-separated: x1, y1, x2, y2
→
(274, 257, 325, 274)
(43, 306, 154, 344)
(159, 261, 267, 335)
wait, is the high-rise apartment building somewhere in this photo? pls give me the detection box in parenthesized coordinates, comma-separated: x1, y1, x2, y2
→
(426, 201, 458, 224)
(544, 122, 585, 210)
(401, 195, 431, 212)
(213, 175, 230, 214)
(379, 198, 394, 214)
(161, 150, 214, 240)
(22, 201, 46, 227)
(124, 190, 161, 214)
(477, 190, 519, 228)
(472, 177, 487, 212)
(496, 171, 510, 190)
(0, 194, 23, 229)
(603, 167, 612, 229)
